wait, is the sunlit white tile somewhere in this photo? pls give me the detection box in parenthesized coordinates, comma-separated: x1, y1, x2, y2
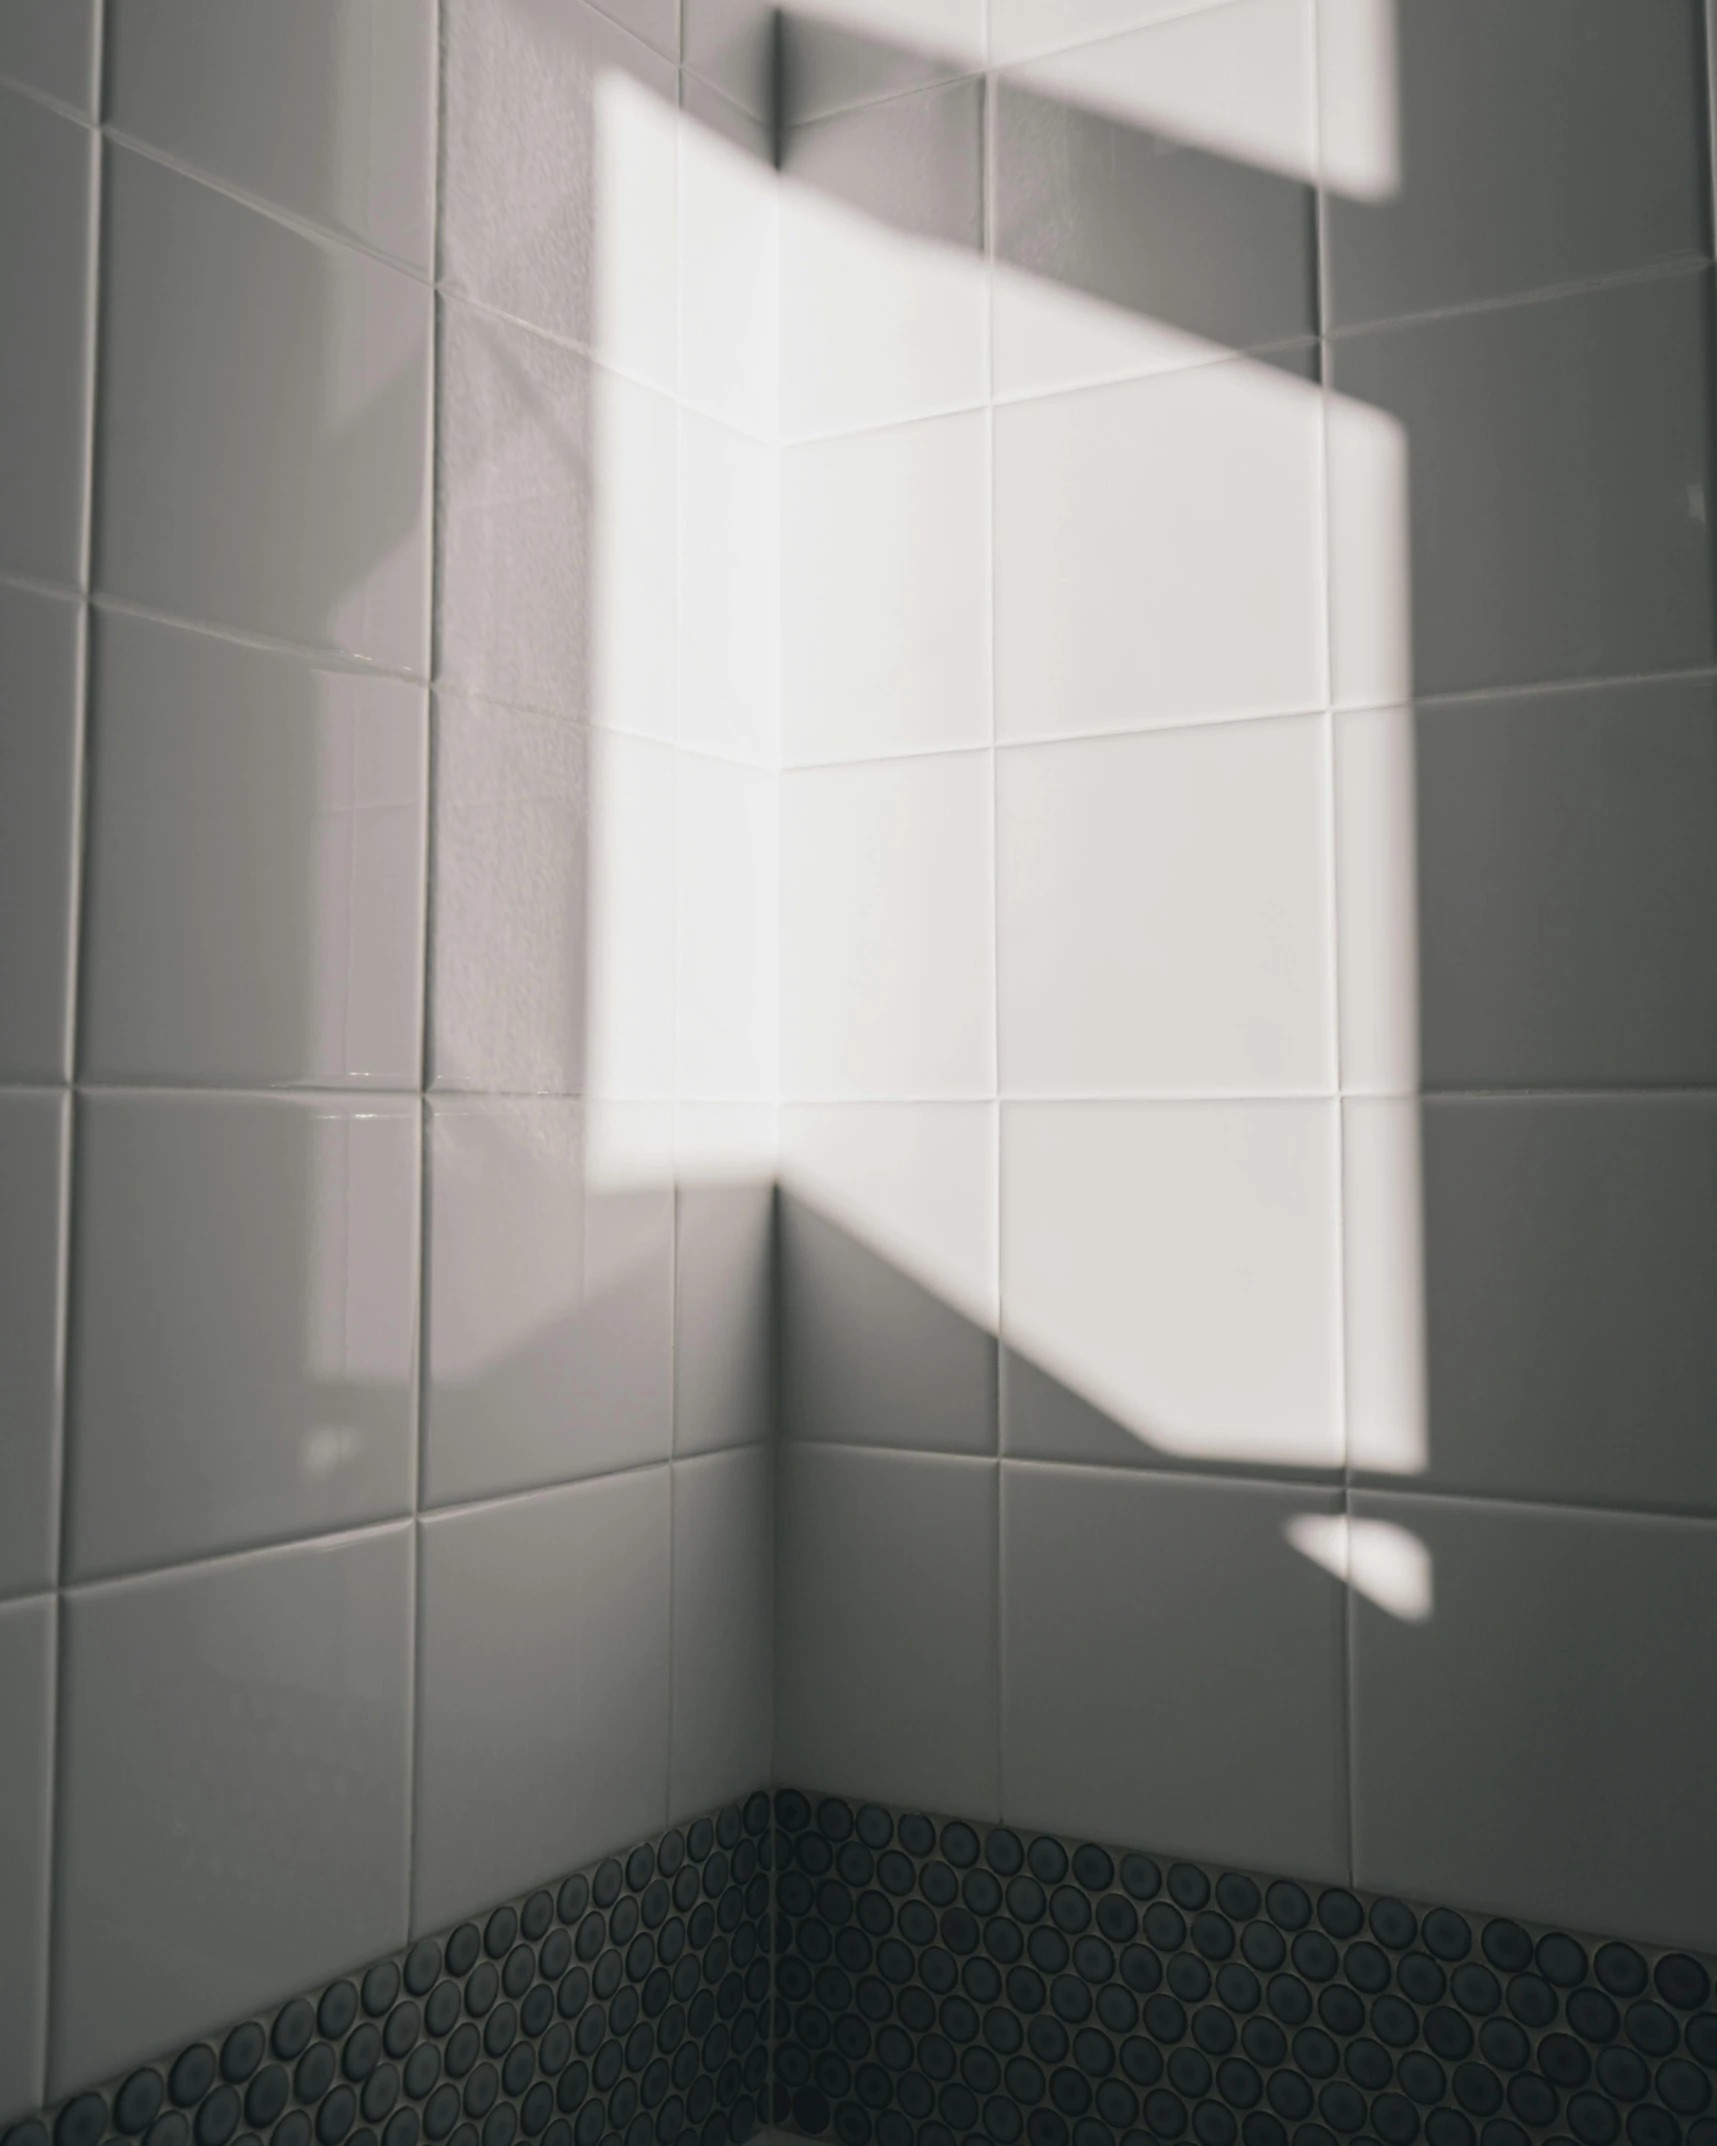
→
(588, 731, 676, 1101)
(679, 409, 779, 765)
(676, 753, 777, 1101)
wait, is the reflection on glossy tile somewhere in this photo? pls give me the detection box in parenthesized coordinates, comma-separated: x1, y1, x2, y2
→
(676, 753, 776, 1100)
(676, 1182, 775, 1455)
(0, 1095, 66, 1602)
(0, 1595, 52, 2117)
(0, 0, 96, 109)
(53, 1527, 412, 2095)
(0, 582, 79, 1080)
(423, 1098, 672, 1507)
(998, 720, 1332, 1096)
(782, 412, 990, 763)
(1003, 1464, 1347, 1877)
(679, 410, 779, 762)
(414, 1470, 671, 1932)
(106, 0, 435, 265)
(671, 1446, 773, 1817)
(1329, 271, 1717, 702)
(780, 755, 995, 1099)
(995, 358, 1324, 739)
(775, 1445, 999, 1817)
(97, 147, 430, 670)
(67, 1093, 419, 1580)
(82, 612, 427, 1088)
(1351, 1492, 1717, 1950)
(0, 85, 93, 586)
(1002, 1102, 1343, 1471)
(429, 695, 587, 1096)
(1322, 0, 1705, 330)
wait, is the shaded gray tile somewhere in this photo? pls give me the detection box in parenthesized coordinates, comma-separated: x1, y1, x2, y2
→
(1351, 1491, 1717, 1951)
(0, 582, 80, 1080)
(0, 1594, 52, 2118)
(67, 1092, 419, 1580)
(676, 1182, 775, 1456)
(0, 0, 96, 109)
(671, 1446, 773, 1818)
(52, 1528, 412, 2095)
(780, 7, 983, 127)
(0, 1094, 66, 1601)
(682, 0, 774, 120)
(81, 611, 427, 1088)
(775, 1445, 999, 1816)
(106, 0, 435, 266)
(1002, 1463, 1347, 1880)
(783, 77, 983, 249)
(96, 146, 431, 670)
(414, 1469, 671, 1932)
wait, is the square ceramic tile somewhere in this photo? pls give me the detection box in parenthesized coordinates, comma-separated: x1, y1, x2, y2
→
(53, 1527, 412, 2094)
(424, 1098, 672, 1507)
(434, 300, 593, 720)
(67, 1092, 419, 1580)
(1351, 1491, 1717, 1951)
(780, 87, 988, 439)
(1347, 1097, 1717, 1514)
(994, 357, 1325, 740)
(1321, 0, 1706, 330)
(0, 85, 93, 586)
(0, 0, 96, 109)
(428, 694, 588, 1096)
(780, 755, 995, 1099)
(81, 611, 428, 1088)
(774, 1445, 1000, 1816)
(105, 0, 435, 266)
(676, 753, 776, 1100)
(994, 0, 1317, 398)
(990, 0, 1231, 65)
(676, 1182, 775, 1456)
(0, 1594, 52, 2118)
(678, 410, 779, 764)
(782, 412, 991, 763)
(997, 719, 1333, 1096)
(678, 83, 778, 438)
(586, 731, 677, 1102)
(1328, 271, 1717, 705)
(0, 582, 79, 1079)
(0, 1094, 66, 1600)
(96, 146, 430, 671)
(1002, 1101, 1343, 1473)
(1002, 1463, 1347, 1877)
(670, 1446, 773, 1817)
(414, 1469, 672, 1932)
(778, 0, 985, 126)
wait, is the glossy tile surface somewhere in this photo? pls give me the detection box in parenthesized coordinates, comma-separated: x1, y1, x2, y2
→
(0, 582, 80, 1080)
(1351, 1492, 1717, 1950)
(1002, 1464, 1347, 1878)
(67, 1093, 419, 1580)
(423, 1098, 673, 1506)
(52, 1527, 413, 2094)
(414, 1469, 672, 1932)
(774, 1445, 1000, 1817)
(670, 1446, 774, 1818)
(81, 612, 427, 1088)
(0, 1595, 52, 2120)
(0, 1095, 66, 1601)
(0, 85, 94, 586)
(675, 1182, 775, 1456)
(998, 719, 1332, 1096)
(96, 146, 431, 670)
(0, 0, 96, 109)
(105, 0, 436, 266)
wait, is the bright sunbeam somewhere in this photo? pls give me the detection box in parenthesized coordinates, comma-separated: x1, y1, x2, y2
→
(1286, 1512, 1433, 1622)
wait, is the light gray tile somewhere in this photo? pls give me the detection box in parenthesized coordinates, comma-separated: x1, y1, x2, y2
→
(780, 1195, 997, 1456)
(774, 1445, 999, 1816)
(96, 146, 431, 670)
(105, 0, 435, 266)
(0, 1094, 66, 1600)
(52, 1528, 411, 2096)
(1002, 1464, 1348, 1880)
(1322, 0, 1707, 331)
(783, 78, 983, 250)
(676, 1183, 774, 1456)
(424, 1098, 673, 1506)
(0, 1594, 52, 2121)
(67, 1092, 419, 1580)
(0, 582, 79, 1079)
(0, 84, 94, 586)
(1329, 271, 1717, 702)
(81, 611, 427, 1088)
(1351, 1491, 1717, 1950)
(428, 695, 588, 1095)
(0, 0, 96, 109)
(414, 1469, 672, 1931)
(592, 0, 678, 61)
(671, 1447, 773, 1817)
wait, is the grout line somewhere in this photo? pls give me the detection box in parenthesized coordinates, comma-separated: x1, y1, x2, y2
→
(1324, 250, 1713, 347)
